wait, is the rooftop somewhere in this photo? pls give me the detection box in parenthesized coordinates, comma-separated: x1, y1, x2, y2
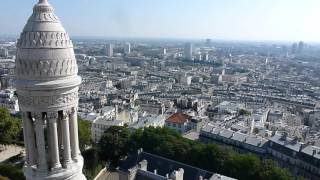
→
(166, 112, 192, 124)
(119, 151, 230, 180)
(269, 134, 303, 152)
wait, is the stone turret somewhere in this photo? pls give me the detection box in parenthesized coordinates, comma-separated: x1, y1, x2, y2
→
(16, 0, 86, 179)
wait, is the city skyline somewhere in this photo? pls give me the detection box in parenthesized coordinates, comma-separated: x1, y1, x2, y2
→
(1, 0, 320, 42)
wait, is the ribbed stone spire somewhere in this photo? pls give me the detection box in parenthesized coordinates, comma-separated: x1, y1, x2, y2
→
(16, 0, 76, 82)
(33, 0, 53, 13)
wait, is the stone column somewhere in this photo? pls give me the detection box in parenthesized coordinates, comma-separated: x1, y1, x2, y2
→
(22, 112, 29, 165)
(69, 107, 80, 161)
(47, 112, 61, 169)
(57, 117, 63, 151)
(25, 112, 37, 166)
(61, 111, 72, 167)
(33, 112, 48, 172)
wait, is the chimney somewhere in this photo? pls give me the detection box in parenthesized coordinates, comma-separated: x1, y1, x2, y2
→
(170, 168, 184, 180)
(137, 148, 143, 154)
(115, 105, 118, 120)
(154, 169, 157, 174)
(313, 149, 317, 156)
(138, 160, 147, 171)
(199, 176, 203, 180)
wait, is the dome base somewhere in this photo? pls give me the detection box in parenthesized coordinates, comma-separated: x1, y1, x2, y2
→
(24, 157, 86, 180)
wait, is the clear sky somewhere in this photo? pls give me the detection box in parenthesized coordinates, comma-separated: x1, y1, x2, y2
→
(1, 0, 320, 41)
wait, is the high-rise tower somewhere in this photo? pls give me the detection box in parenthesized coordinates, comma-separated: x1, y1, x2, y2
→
(105, 43, 113, 57)
(15, 0, 86, 179)
(124, 42, 131, 55)
(184, 43, 193, 60)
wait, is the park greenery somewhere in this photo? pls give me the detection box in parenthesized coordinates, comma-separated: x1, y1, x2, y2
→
(77, 116, 107, 180)
(98, 126, 295, 180)
(239, 108, 251, 116)
(0, 164, 24, 180)
(0, 153, 25, 180)
(0, 108, 21, 147)
(82, 148, 105, 180)
(78, 116, 92, 151)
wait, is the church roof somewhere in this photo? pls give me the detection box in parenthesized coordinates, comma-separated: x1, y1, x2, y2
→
(119, 151, 215, 180)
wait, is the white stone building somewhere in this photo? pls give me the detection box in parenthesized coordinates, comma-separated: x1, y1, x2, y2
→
(129, 114, 166, 129)
(91, 117, 124, 143)
(0, 89, 19, 112)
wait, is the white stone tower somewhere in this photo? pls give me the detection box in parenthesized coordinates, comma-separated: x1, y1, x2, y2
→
(15, 0, 86, 179)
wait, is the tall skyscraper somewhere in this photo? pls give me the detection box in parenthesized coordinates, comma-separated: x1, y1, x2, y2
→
(184, 43, 193, 60)
(205, 38, 212, 47)
(124, 42, 131, 55)
(15, 0, 86, 179)
(0, 48, 9, 57)
(163, 48, 167, 55)
(298, 41, 304, 53)
(105, 43, 113, 57)
(291, 42, 298, 54)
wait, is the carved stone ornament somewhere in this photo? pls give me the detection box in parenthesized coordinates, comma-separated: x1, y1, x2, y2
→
(18, 92, 78, 107)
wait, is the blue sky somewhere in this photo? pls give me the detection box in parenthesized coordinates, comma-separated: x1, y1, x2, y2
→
(1, 0, 320, 41)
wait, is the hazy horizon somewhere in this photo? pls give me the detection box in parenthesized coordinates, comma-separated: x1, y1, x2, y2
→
(1, 0, 320, 42)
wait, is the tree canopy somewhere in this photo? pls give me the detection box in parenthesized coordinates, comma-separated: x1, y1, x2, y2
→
(0, 164, 24, 180)
(0, 108, 21, 146)
(97, 126, 295, 180)
(78, 116, 91, 151)
(97, 126, 131, 165)
(239, 109, 251, 116)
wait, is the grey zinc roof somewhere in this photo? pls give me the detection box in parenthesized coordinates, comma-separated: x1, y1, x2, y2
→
(219, 129, 234, 139)
(269, 134, 303, 152)
(231, 124, 249, 133)
(210, 174, 237, 180)
(95, 118, 122, 126)
(119, 151, 216, 180)
(212, 128, 221, 135)
(231, 132, 248, 142)
(245, 136, 267, 147)
(301, 145, 320, 159)
(202, 124, 214, 133)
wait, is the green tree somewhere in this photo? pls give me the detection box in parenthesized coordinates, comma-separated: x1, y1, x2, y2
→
(258, 160, 293, 180)
(239, 109, 251, 116)
(0, 176, 9, 180)
(98, 126, 131, 166)
(0, 164, 25, 180)
(97, 126, 294, 180)
(78, 117, 91, 151)
(0, 108, 21, 146)
(82, 148, 105, 180)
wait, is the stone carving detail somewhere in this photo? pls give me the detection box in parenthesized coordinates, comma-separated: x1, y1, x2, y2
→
(32, 12, 59, 22)
(62, 110, 72, 120)
(17, 31, 73, 49)
(19, 92, 78, 107)
(47, 112, 58, 120)
(15, 58, 77, 78)
(31, 112, 44, 125)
